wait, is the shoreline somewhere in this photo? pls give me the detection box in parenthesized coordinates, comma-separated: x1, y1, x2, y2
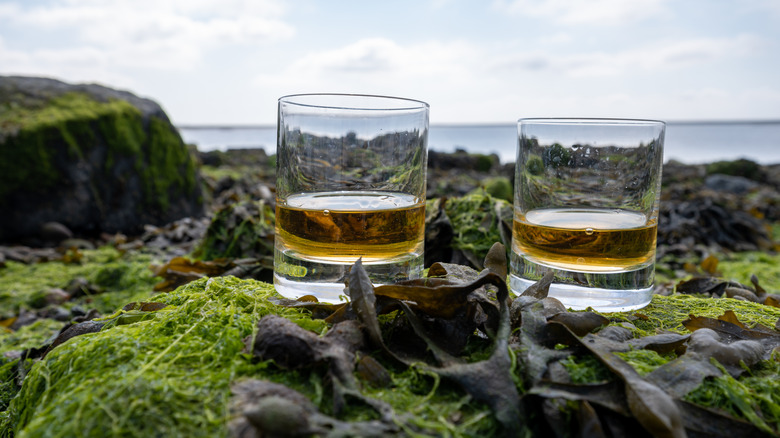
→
(176, 119, 780, 129)
(178, 123, 780, 166)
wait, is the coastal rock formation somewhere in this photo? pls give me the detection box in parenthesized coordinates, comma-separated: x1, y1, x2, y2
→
(0, 76, 203, 243)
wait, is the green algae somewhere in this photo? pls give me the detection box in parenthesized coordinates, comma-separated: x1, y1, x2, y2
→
(0, 92, 138, 200)
(558, 348, 674, 383)
(0, 319, 63, 356)
(717, 251, 780, 291)
(559, 354, 613, 384)
(705, 159, 764, 181)
(444, 191, 512, 262)
(4, 275, 780, 436)
(614, 349, 672, 376)
(199, 164, 247, 182)
(0, 247, 159, 319)
(0, 91, 200, 213)
(556, 295, 780, 433)
(193, 200, 275, 261)
(607, 294, 780, 336)
(685, 361, 780, 435)
(1, 276, 503, 437)
(1, 277, 319, 437)
(558, 340, 673, 384)
(479, 177, 513, 202)
(141, 117, 199, 210)
(0, 360, 24, 414)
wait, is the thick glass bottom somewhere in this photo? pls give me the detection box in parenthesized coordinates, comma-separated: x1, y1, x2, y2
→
(510, 252, 654, 312)
(273, 248, 423, 304)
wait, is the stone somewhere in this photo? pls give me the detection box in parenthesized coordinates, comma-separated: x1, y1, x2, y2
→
(0, 76, 203, 242)
(704, 174, 759, 195)
(39, 221, 73, 243)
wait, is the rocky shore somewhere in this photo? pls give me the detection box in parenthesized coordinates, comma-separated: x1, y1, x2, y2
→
(2, 76, 780, 437)
(2, 146, 777, 268)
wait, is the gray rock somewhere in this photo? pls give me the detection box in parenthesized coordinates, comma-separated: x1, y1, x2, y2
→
(0, 76, 203, 242)
(40, 221, 73, 243)
(704, 173, 759, 194)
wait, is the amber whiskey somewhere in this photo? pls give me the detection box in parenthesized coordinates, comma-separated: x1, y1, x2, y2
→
(275, 191, 425, 264)
(512, 207, 657, 273)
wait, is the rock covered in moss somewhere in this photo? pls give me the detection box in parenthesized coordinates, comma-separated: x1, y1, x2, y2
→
(193, 199, 275, 261)
(0, 76, 203, 242)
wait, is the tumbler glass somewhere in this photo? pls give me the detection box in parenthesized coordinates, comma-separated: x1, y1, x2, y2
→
(274, 94, 429, 303)
(510, 118, 665, 311)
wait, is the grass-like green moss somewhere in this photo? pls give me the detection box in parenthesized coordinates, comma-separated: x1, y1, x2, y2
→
(717, 251, 780, 289)
(607, 294, 780, 336)
(0, 91, 199, 212)
(442, 191, 511, 262)
(0, 247, 159, 321)
(685, 360, 780, 435)
(0, 276, 499, 437)
(140, 117, 199, 210)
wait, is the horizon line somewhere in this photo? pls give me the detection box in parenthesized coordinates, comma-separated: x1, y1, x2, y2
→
(176, 118, 780, 129)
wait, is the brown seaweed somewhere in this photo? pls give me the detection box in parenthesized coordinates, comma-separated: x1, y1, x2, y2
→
(347, 248, 524, 435)
(571, 331, 687, 438)
(230, 379, 398, 438)
(268, 240, 780, 436)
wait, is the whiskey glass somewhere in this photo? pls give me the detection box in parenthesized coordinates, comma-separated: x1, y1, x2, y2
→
(274, 94, 429, 303)
(510, 118, 665, 311)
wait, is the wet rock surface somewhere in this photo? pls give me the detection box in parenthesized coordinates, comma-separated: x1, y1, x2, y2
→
(0, 76, 204, 242)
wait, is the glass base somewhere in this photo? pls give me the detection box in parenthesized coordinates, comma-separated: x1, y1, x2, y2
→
(510, 252, 654, 312)
(274, 249, 423, 304)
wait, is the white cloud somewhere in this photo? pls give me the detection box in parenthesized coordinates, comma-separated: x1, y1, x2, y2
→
(493, 34, 764, 77)
(493, 0, 670, 25)
(258, 37, 478, 92)
(0, 0, 294, 72)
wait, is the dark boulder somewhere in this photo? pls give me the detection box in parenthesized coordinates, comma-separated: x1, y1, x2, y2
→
(704, 174, 759, 195)
(0, 76, 203, 242)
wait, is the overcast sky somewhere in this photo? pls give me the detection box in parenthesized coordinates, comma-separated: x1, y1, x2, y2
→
(1, 0, 779, 125)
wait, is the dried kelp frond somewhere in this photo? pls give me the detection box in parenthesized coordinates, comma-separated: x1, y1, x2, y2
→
(645, 355, 723, 399)
(40, 301, 169, 358)
(571, 331, 687, 438)
(526, 380, 629, 417)
(685, 329, 763, 376)
(512, 297, 575, 385)
(548, 312, 609, 337)
(683, 312, 780, 345)
(676, 276, 753, 297)
(423, 197, 455, 267)
(230, 379, 320, 438)
(428, 266, 524, 435)
(230, 379, 399, 438)
(674, 400, 770, 438)
(39, 321, 103, 359)
(681, 312, 780, 373)
(337, 246, 524, 435)
(150, 256, 234, 291)
(247, 314, 370, 416)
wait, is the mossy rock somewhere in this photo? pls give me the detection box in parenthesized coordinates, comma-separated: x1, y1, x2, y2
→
(0, 76, 203, 241)
(705, 159, 765, 182)
(481, 176, 513, 202)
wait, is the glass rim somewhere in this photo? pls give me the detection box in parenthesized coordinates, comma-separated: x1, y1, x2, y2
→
(279, 93, 429, 111)
(518, 117, 665, 126)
